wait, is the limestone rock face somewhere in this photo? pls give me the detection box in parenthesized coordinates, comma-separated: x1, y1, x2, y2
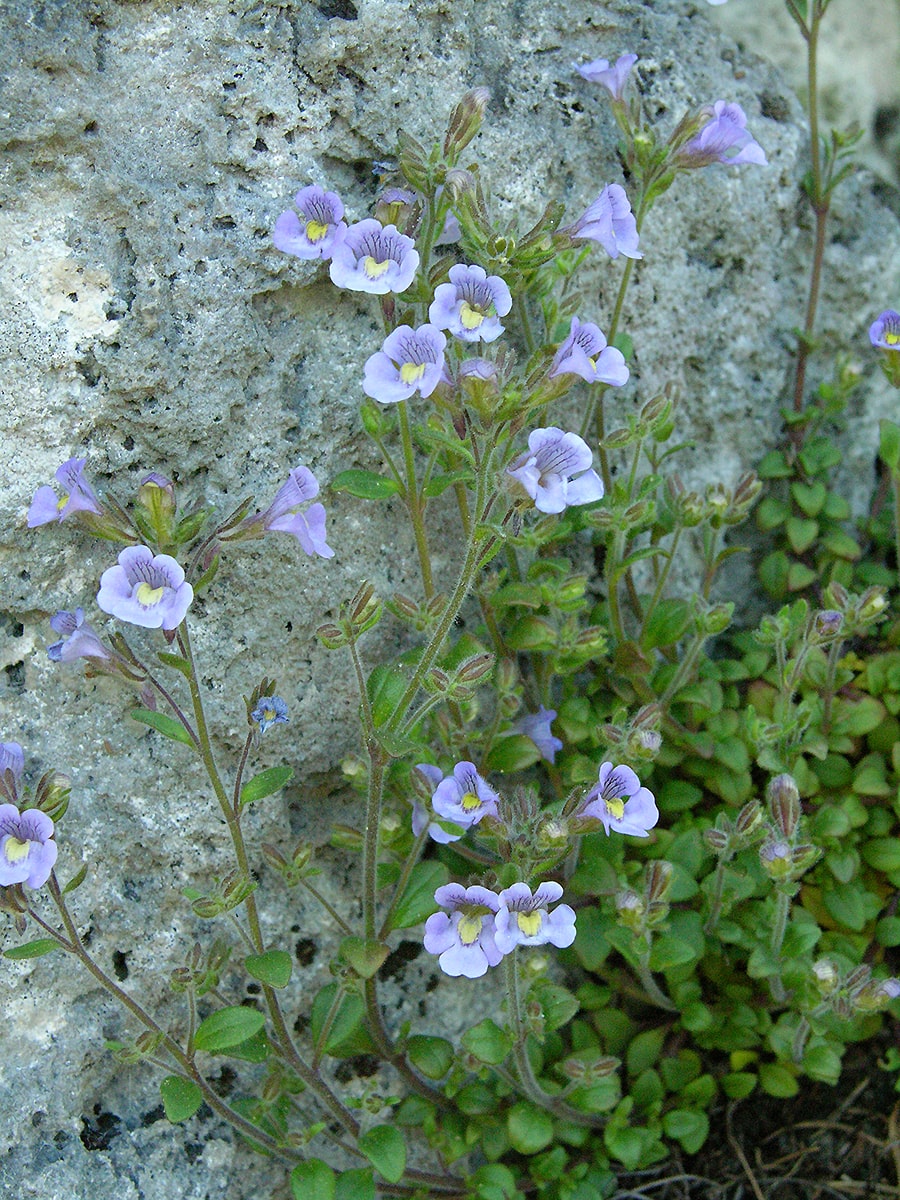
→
(1, 1, 898, 1195)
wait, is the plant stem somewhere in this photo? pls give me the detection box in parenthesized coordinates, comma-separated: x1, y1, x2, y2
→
(379, 828, 428, 940)
(398, 399, 435, 600)
(503, 951, 598, 1126)
(703, 854, 732, 936)
(636, 942, 677, 1012)
(769, 887, 793, 1003)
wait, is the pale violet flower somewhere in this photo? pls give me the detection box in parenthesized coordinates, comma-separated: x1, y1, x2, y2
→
(429, 761, 499, 830)
(329, 219, 419, 294)
(97, 546, 194, 631)
(48, 609, 110, 664)
(363, 324, 448, 404)
(27, 457, 103, 528)
(261, 466, 334, 559)
(550, 316, 629, 387)
(424, 884, 503, 978)
(870, 310, 900, 350)
(273, 185, 347, 261)
(580, 761, 659, 837)
(516, 706, 563, 764)
(0, 743, 24, 785)
(575, 53, 638, 101)
(677, 101, 767, 168)
(429, 264, 512, 343)
(567, 184, 642, 260)
(251, 696, 289, 734)
(0, 804, 57, 888)
(507, 427, 604, 515)
(494, 881, 576, 953)
(412, 764, 465, 845)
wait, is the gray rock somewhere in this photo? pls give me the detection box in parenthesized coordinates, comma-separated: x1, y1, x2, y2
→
(1, 0, 898, 1195)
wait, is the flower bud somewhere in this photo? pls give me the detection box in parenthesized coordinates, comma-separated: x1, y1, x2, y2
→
(316, 623, 348, 650)
(704, 826, 731, 853)
(136, 473, 177, 544)
(444, 88, 491, 161)
(767, 774, 801, 839)
(812, 609, 843, 642)
(456, 653, 495, 684)
(645, 860, 674, 904)
(735, 801, 765, 840)
(759, 838, 794, 880)
(811, 958, 839, 996)
(615, 888, 645, 932)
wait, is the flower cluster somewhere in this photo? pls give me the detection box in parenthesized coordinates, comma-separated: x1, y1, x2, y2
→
(676, 100, 768, 169)
(424, 880, 576, 978)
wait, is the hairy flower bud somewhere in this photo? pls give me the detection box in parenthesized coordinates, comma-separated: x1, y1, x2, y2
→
(444, 88, 491, 161)
(645, 860, 674, 904)
(768, 774, 801, 839)
(811, 958, 839, 996)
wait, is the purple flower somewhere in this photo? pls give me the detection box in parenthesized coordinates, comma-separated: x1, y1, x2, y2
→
(550, 316, 630, 387)
(97, 546, 194, 630)
(0, 804, 57, 888)
(329, 219, 419, 294)
(261, 467, 334, 559)
(431, 761, 500, 829)
(429, 264, 513, 343)
(516, 706, 563, 764)
(251, 696, 289, 734)
(412, 765, 465, 845)
(363, 324, 448, 404)
(878, 978, 900, 1000)
(423, 883, 503, 978)
(273, 185, 347, 261)
(507, 427, 604, 515)
(48, 609, 110, 664)
(494, 881, 576, 953)
(677, 101, 767, 168)
(0, 743, 24, 784)
(27, 457, 103, 528)
(567, 184, 642, 260)
(575, 53, 638, 101)
(580, 762, 659, 836)
(870, 310, 900, 350)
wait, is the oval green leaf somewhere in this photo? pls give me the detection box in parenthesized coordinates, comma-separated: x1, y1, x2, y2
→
(331, 469, 401, 500)
(245, 949, 292, 988)
(193, 1005, 266, 1052)
(291, 1160, 336, 1200)
(359, 1125, 407, 1183)
(240, 765, 294, 806)
(4, 938, 61, 960)
(160, 1075, 203, 1123)
(130, 708, 195, 747)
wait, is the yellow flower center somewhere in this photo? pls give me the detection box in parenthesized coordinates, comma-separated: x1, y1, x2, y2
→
(56, 493, 70, 512)
(460, 791, 481, 812)
(136, 582, 165, 607)
(457, 914, 483, 945)
(4, 836, 30, 863)
(399, 362, 427, 385)
(605, 797, 625, 820)
(305, 218, 329, 243)
(363, 256, 391, 279)
(261, 707, 276, 723)
(516, 911, 543, 937)
(459, 301, 485, 330)
(885, 329, 900, 346)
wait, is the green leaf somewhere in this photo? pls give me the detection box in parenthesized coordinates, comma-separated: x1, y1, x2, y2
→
(335, 1168, 375, 1200)
(130, 708, 194, 747)
(366, 663, 409, 728)
(528, 980, 579, 1032)
(225, 1029, 270, 1063)
(862, 838, 900, 873)
(358, 1125, 407, 1183)
(757, 450, 792, 479)
(641, 599, 691, 650)
(879, 418, 900, 472)
(648, 934, 699, 972)
(803, 1044, 842, 1085)
(62, 861, 88, 894)
(790, 480, 827, 517)
(422, 470, 470, 498)
(507, 1101, 553, 1155)
(461, 1018, 512, 1065)
(244, 950, 292, 989)
(488, 582, 545, 610)
(626, 1027, 666, 1076)
(758, 1062, 799, 1098)
(822, 883, 870, 932)
(721, 1072, 756, 1099)
(3, 938, 61, 960)
(823, 529, 861, 561)
(330, 469, 401, 500)
(388, 860, 449, 930)
(160, 1076, 203, 1123)
(787, 560, 818, 592)
(406, 1035, 454, 1079)
(338, 937, 390, 979)
(240, 765, 293, 806)
(193, 1006, 266, 1052)
(310, 984, 373, 1057)
(484, 734, 540, 773)
(505, 616, 557, 652)
(291, 1160, 336, 1200)
(157, 651, 193, 678)
(785, 516, 819, 554)
(663, 1109, 709, 1154)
